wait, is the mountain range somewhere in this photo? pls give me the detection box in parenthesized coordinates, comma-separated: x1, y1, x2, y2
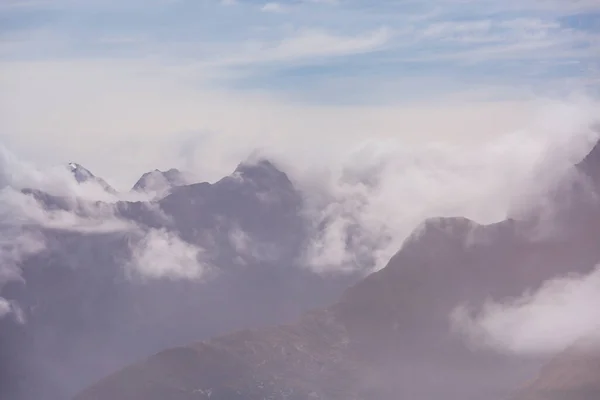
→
(0, 159, 360, 400)
(75, 138, 600, 400)
(1, 138, 599, 400)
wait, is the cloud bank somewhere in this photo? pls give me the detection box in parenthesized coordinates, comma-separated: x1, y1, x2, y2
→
(295, 99, 600, 273)
(4, 94, 598, 283)
(452, 266, 600, 356)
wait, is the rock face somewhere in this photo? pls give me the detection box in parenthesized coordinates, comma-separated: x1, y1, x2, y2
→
(0, 159, 359, 400)
(74, 140, 600, 400)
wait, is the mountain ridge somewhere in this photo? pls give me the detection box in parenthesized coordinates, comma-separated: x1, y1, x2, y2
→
(75, 139, 600, 400)
(1, 156, 361, 400)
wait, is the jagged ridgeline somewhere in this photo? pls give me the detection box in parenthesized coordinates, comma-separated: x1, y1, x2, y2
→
(73, 139, 600, 400)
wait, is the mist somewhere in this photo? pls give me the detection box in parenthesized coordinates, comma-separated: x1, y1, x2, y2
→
(1, 95, 599, 400)
(452, 265, 600, 356)
(1, 95, 599, 282)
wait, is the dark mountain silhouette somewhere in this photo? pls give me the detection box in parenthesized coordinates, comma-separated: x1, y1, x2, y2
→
(0, 159, 360, 400)
(74, 139, 600, 400)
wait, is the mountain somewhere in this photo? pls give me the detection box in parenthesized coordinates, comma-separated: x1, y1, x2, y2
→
(577, 138, 600, 191)
(68, 162, 117, 194)
(75, 140, 600, 400)
(131, 168, 190, 197)
(0, 158, 360, 400)
(513, 339, 600, 400)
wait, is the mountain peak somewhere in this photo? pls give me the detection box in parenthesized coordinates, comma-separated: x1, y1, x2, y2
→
(233, 158, 291, 187)
(575, 138, 600, 195)
(131, 168, 189, 195)
(577, 138, 600, 174)
(68, 162, 95, 183)
(67, 162, 116, 194)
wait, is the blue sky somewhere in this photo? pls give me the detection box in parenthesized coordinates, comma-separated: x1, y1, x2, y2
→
(0, 0, 599, 186)
(1, 0, 598, 102)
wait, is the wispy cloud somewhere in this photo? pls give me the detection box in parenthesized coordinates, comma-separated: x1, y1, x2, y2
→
(212, 27, 392, 67)
(0, 0, 597, 98)
(0, 296, 25, 323)
(127, 228, 211, 281)
(0, 297, 10, 318)
(261, 2, 287, 14)
(0, 144, 137, 317)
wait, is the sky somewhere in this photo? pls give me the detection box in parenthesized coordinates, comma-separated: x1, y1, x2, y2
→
(0, 0, 599, 188)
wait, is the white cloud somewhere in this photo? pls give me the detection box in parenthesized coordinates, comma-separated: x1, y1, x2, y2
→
(421, 20, 494, 39)
(127, 229, 211, 281)
(0, 58, 564, 189)
(0, 144, 117, 201)
(1, 53, 599, 276)
(0, 228, 46, 285)
(0, 297, 10, 318)
(0, 297, 25, 323)
(452, 266, 600, 355)
(0, 147, 136, 234)
(210, 27, 393, 67)
(409, 16, 598, 62)
(298, 101, 599, 272)
(229, 226, 251, 256)
(228, 224, 280, 264)
(271, 27, 391, 60)
(0, 143, 157, 311)
(0, 189, 133, 312)
(2, 191, 134, 233)
(261, 2, 287, 13)
(303, 0, 339, 4)
(434, 0, 600, 14)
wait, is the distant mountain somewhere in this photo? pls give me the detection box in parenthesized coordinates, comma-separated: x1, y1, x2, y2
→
(68, 162, 117, 194)
(75, 140, 600, 400)
(131, 168, 190, 197)
(0, 158, 360, 400)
